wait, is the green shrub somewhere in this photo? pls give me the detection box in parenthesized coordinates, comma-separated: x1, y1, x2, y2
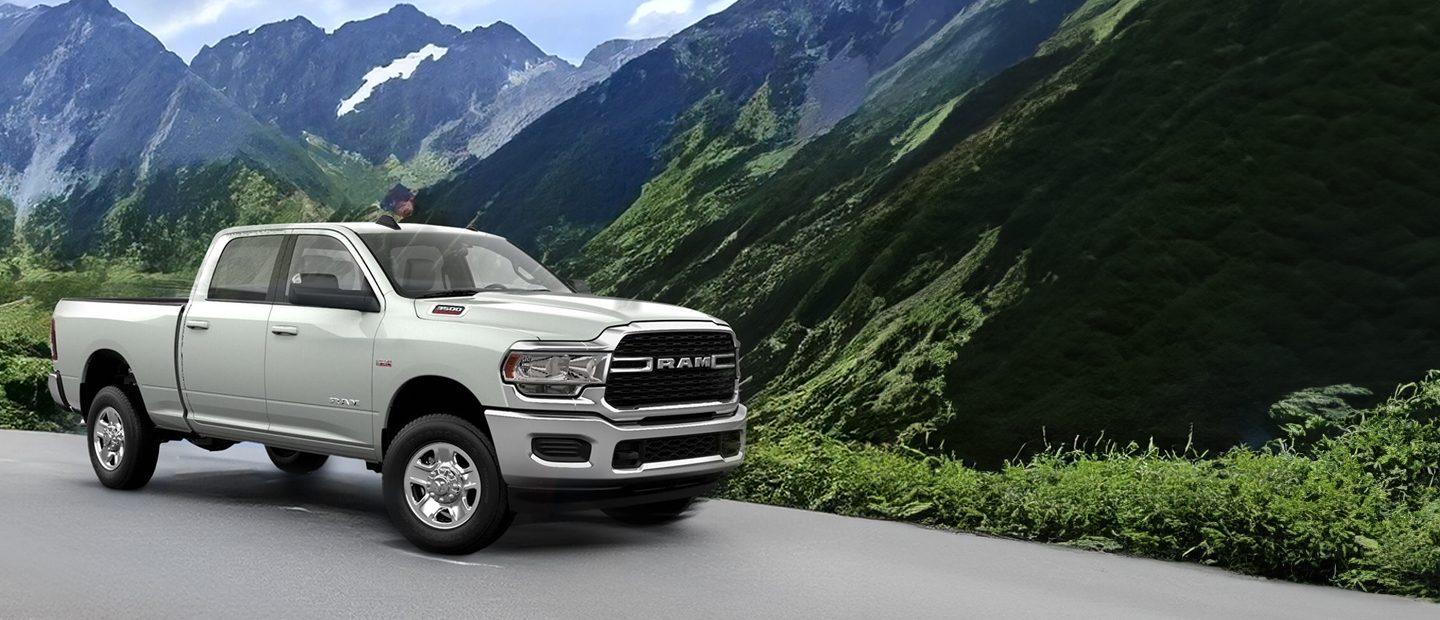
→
(0, 298, 75, 433)
(721, 372, 1440, 599)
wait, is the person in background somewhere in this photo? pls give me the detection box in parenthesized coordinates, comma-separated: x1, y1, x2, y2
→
(375, 184, 416, 229)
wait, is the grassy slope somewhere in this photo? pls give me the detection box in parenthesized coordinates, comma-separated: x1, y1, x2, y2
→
(421, 0, 1078, 257)
(580, 0, 1084, 287)
(577, 0, 1440, 464)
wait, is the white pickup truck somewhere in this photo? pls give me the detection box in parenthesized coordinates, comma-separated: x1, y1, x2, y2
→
(48, 222, 745, 553)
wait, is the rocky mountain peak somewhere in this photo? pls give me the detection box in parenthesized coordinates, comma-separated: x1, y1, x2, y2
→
(62, 0, 119, 15)
(581, 38, 666, 73)
(387, 3, 423, 17)
(337, 2, 452, 37)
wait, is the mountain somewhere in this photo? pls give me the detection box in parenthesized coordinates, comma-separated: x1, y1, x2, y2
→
(7, 0, 1434, 468)
(419, 0, 1079, 259)
(0, 0, 329, 212)
(555, 0, 1440, 464)
(192, 5, 662, 166)
(420, 37, 666, 164)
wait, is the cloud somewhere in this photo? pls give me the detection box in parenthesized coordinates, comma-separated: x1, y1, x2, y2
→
(151, 0, 257, 38)
(628, 0, 693, 26)
(625, 0, 734, 37)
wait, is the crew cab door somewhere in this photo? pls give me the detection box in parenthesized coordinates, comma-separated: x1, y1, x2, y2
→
(180, 234, 286, 433)
(264, 233, 382, 448)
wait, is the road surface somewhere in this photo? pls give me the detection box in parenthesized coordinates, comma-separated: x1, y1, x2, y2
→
(0, 430, 1432, 619)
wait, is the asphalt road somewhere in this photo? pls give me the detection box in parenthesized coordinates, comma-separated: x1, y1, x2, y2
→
(0, 430, 1434, 619)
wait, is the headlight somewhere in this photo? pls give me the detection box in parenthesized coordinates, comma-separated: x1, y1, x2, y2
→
(501, 351, 609, 397)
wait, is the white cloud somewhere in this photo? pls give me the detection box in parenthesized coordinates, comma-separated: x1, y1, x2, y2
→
(627, 0, 693, 26)
(625, 0, 733, 37)
(151, 0, 257, 38)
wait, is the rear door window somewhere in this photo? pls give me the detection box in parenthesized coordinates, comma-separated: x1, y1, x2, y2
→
(208, 235, 285, 302)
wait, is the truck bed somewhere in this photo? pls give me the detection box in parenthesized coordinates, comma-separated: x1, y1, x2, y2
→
(52, 298, 187, 429)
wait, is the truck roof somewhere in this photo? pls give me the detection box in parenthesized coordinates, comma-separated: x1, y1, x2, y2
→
(215, 222, 506, 240)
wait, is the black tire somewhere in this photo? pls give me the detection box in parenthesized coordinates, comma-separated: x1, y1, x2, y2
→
(382, 415, 512, 554)
(603, 497, 696, 525)
(86, 386, 160, 490)
(265, 447, 329, 473)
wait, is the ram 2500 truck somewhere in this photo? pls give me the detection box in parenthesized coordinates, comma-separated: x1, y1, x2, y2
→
(48, 222, 745, 553)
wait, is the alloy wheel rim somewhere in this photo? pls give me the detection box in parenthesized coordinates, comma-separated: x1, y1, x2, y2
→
(404, 442, 481, 530)
(93, 407, 125, 471)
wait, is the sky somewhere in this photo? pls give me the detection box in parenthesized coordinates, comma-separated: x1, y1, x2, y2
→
(11, 0, 738, 63)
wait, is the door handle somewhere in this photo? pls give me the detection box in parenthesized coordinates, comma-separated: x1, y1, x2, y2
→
(185, 320, 209, 330)
(270, 325, 299, 336)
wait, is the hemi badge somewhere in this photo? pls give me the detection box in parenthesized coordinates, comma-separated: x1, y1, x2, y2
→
(432, 304, 466, 316)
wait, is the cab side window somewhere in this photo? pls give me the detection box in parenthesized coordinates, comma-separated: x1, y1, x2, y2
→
(208, 235, 284, 302)
(285, 235, 370, 298)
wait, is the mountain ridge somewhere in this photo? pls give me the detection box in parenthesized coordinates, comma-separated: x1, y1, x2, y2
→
(421, 0, 1027, 256)
(191, 6, 664, 166)
(0, 0, 334, 213)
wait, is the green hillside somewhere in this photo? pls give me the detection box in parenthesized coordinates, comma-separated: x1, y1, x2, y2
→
(421, 0, 1085, 260)
(571, 0, 1440, 464)
(18, 134, 404, 271)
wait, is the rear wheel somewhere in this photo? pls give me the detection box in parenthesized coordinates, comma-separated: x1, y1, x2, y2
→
(87, 386, 160, 490)
(604, 497, 696, 525)
(265, 447, 329, 474)
(382, 415, 512, 554)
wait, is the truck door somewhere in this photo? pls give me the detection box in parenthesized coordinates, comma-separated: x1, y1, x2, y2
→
(180, 234, 285, 433)
(264, 233, 382, 448)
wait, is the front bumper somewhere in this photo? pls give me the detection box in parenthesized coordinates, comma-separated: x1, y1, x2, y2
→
(485, 404, 746, 512)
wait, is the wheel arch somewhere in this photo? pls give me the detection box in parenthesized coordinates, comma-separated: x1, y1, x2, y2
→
(382, 375, 489, 458)
(80, 349, 144, 415)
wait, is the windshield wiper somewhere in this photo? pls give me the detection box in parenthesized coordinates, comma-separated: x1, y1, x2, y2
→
(414, 289, 482, 299)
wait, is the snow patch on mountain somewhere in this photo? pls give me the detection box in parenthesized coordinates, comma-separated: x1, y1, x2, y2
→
(336, 43, 448, 117)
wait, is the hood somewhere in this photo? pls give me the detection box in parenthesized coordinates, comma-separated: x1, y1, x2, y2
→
(414, 292, 724, 340)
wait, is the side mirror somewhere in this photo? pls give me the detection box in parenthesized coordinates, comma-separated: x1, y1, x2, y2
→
(569, 279, 592, 295)
(288, 283, 381, 313)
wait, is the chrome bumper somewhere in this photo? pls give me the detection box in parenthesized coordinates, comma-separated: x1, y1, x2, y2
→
(484, 404, 746, 489)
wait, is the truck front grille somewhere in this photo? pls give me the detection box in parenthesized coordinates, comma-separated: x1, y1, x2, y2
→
(605, 331, 738, 408)
(612, 431, 743, 469)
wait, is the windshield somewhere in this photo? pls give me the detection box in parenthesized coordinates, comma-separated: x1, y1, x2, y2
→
(357, 229, 570, 298)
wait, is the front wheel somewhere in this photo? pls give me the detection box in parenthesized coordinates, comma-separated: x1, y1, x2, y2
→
(87, 386, 160, 490)
(604, 497, 696, 525)
(382, 415, 512, 554)
(265, 447, 329, 473)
